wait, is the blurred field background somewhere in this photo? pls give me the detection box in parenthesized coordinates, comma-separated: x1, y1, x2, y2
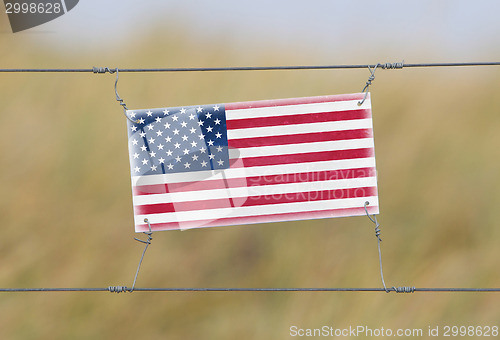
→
(1, 2, 500, 339)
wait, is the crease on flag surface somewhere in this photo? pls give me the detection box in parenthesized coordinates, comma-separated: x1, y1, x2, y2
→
(126, 92, 379, 232)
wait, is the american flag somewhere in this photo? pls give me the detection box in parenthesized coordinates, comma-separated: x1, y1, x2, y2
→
(126, 93, 379, 232)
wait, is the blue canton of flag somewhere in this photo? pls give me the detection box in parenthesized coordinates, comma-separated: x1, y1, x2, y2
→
(127, 104, 229, 176)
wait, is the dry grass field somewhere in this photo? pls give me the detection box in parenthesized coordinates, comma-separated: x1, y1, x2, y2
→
(1, 15, 500, 340)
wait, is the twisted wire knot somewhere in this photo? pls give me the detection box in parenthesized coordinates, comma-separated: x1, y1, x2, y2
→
(108, 286, 129, 293)
(363, 73, 375, 90)
(364, 201, 382, 242)
(380, 61, 404, 69)
(92, 67, 105, 73)
(392, 286, 415, 293)
(374, 222, 382, 242)
(93, 66, 136, 122)
(92, 67, 116, 74)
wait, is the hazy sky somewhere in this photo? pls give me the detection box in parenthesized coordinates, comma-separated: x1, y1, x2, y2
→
(5, 0, 500, 61)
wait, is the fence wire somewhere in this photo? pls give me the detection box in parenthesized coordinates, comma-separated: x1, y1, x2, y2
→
(1, 60, 500, 294)
(1, 287, 500, 293)
(0, 61, 499, 73)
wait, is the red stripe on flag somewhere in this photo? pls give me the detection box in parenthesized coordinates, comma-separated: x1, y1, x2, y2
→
(235, 148, 374, 168)
(225, 93, 365, 110)
(245, 168, 376, 188)
(226, 109, 371, 130)
(133, 167, 376, 196)
(228, 128, 373, 148)
(133, 178, 229, 196)
(134, 186, 377, 215)
(135, 205, 379, 232)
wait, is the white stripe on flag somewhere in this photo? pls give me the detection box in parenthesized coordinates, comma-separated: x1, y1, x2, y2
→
(227, 118, 373, 140)
(235, 138, 374, 158)
(133, 176, 377, 205)
(226, 99, 368, 119)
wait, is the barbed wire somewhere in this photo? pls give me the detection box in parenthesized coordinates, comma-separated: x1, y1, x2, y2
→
(0, 61, 499, 73)
(1, 60, 499, 294)
(1, 287, 499, 293)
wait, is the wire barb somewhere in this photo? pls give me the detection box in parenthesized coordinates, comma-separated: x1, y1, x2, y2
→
(364, 202, 416, 294)
(358, 64, 378, 106)
(391, 286, 415, 293)
(93, 66, 137, 123)
(108, 220, 154, 294)
(92, 67, 115, 74)
(108, 286, 129, 293)
(379, 61, 404, 70)
(358, 61, 404, 106)
(113, 69, 138, 124)
(364, 201, 382, 241)
(129, 219, 154, 292)
(364, 201, 389, 292)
